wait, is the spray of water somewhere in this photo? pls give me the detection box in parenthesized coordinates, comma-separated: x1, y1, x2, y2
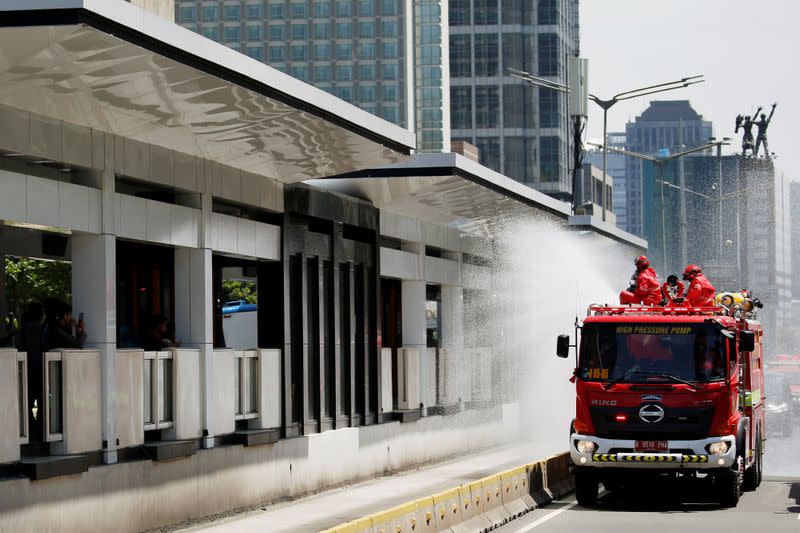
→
(490, 217, 632, 456)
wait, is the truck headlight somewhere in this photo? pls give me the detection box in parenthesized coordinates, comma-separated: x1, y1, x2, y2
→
(575, 440, 597, 454)
(707, 441, 730, 455)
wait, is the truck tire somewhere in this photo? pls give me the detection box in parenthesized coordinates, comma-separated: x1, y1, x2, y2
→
(743, 432, 763, 491)
(574, 469, 599, 507)
(718, 468, 741, 507)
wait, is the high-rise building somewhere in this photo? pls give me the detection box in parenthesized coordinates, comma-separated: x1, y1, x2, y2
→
(448, 0, 580, 198)
(584, 131, 626, 229)
(625, 100, 713, 236)
(175, 0, 450, 153)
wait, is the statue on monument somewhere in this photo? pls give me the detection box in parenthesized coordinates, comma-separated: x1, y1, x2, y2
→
(754, 103, 777, 159)
(734, 111, 757, 157)
(735, 103, 777, 159)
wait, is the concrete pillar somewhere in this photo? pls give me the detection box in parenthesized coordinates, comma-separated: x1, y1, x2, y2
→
(401, 280, 425, 412)
(175, 191, 214, 447)
(71, 233, 117, 463)
(441, 285, 465, 406)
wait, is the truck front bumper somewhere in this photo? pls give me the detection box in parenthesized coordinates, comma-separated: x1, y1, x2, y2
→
(570, 433, 737, 469)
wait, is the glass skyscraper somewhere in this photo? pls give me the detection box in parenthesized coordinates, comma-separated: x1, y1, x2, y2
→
(449, 0, 579, 198)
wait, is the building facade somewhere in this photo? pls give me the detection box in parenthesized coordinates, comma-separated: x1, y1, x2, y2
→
(625, 100, 713, 237)
(574, 162, 614, 225)
(449, 0, 579, 198)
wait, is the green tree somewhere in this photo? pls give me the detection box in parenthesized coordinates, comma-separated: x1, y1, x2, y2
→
(220, 280, 258, 305)
(4, 256, 72, 315)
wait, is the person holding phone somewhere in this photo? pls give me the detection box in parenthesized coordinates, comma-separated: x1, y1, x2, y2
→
(45, 301, 87, 350)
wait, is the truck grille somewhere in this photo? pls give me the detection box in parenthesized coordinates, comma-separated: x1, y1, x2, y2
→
(589, 406, 714, 440)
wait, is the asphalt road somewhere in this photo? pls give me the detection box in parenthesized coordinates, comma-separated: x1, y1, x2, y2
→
(495, 477, 800, 532)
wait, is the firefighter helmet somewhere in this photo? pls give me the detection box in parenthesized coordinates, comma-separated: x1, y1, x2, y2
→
(634, 255, 650, 269)
(682, 264, 701, 280)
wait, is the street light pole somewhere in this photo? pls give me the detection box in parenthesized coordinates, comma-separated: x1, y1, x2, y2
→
(588, 75, 705, 223)
(589, 139, 728, 274)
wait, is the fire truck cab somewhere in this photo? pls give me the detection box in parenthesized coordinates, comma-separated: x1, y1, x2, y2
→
(557, 298, 765, 508)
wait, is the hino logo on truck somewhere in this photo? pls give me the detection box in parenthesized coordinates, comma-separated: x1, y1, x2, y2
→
(641, 394, 662, 402)
(639, 404, 665, 423)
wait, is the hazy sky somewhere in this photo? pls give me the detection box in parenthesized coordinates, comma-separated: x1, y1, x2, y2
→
(580, 0, 798, 179)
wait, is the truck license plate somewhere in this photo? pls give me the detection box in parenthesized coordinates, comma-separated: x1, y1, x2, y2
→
(635, 440, 668, 452)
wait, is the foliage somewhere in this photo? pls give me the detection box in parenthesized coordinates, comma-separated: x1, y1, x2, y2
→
(4, 256, 72, 315)
(220, 279, 258, 305)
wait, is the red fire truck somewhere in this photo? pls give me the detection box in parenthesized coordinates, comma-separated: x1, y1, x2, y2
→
(556, 297, 765, 508)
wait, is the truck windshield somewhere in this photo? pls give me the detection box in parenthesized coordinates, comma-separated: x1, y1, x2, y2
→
(579, 323, 726, 384)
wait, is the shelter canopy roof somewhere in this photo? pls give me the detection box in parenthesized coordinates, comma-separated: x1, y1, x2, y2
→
(0, 1, 414, 183)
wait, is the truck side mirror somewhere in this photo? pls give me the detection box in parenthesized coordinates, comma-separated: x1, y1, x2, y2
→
(739, 330, 755, 353)
(556, 334, 570, 358)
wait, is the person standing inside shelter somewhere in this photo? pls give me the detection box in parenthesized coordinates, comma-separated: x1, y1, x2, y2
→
(45, 301, 86, 350)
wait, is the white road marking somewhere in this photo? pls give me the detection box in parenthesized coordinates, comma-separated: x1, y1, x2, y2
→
(514, 490, 608, 532)
(513, 500, 578, 532)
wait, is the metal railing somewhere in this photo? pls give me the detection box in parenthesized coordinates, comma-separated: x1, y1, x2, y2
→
(234, 350, 259, 420)
(144, 350, 174, 431)
(43, 351, 63, 442)
(17, 351, 28, 444)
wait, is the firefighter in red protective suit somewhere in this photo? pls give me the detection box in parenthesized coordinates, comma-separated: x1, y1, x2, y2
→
(682, 264, 716, 307)
(660, 274, 686, 306)
(619, 255, 661, 306)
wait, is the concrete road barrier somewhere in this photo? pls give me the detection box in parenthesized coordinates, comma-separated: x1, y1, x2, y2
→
(319, 451, 574, 533)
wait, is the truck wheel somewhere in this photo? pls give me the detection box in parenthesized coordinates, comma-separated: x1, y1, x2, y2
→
(743, 435, 762, 491)
(574, 469, 599, 507)
(755, 434, 763, 487)
(718, 468, 741, 507)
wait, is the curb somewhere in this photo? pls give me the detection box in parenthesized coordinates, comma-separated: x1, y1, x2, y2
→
(319, 451, 574, 533)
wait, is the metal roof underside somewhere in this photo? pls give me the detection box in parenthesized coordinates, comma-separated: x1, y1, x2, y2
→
(309, 153, 573, 238)
(0, 1, 414, 183)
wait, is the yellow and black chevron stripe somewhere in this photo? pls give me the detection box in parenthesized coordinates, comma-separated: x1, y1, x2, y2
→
(591, 454, 618, 462)
(591, 454, 708, 463)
